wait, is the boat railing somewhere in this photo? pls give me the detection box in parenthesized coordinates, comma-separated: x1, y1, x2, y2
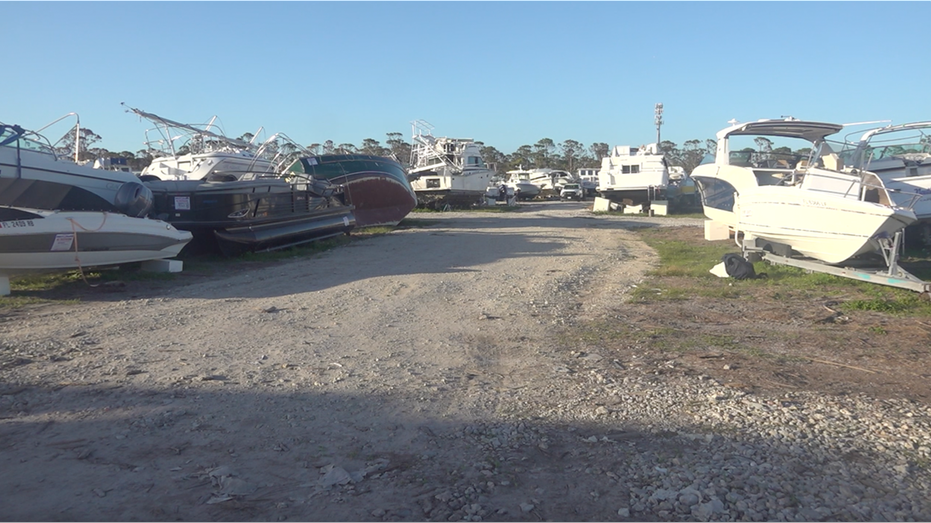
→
(252, 132, 312, 175)
(860, 171, 924, 210)
(799, 167, 922, 210)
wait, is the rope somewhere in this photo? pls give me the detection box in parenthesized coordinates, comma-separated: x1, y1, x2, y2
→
(66, 212, 110, 288)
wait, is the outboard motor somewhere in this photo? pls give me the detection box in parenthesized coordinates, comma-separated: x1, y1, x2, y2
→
(114, 181, 154, 217)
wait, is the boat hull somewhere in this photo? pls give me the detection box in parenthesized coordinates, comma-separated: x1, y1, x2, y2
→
(214, 206, 355, 257)
(0, 207, 191, 272)
(507, 181, 540, 199)
(0, 145, 153, 216)
(737, 187, 916, 265)
(145, 178, 355, 255)
(289, 155, 416, 227)
(597, 187, 669, 207)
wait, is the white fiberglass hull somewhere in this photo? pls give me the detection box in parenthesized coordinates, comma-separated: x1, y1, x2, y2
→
(411, 169, 494, 203)
(883, 175, 931, 221)
(737, 187, 916, 265)
(0, 208, 192, 273)
(507, 181, 541, 198)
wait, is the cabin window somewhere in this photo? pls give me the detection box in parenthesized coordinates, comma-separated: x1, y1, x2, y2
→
(621, 165, 640, 174)
(426, 178, 440, 188)
(695, 178, 736, 212)
(466, 156, 484, 167)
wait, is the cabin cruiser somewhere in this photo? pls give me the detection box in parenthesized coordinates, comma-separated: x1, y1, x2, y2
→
(286, 154, 417, 227)
(0, 117, 153, 217)
(839, 121, 931, 223)
(691, 118, 918, 265)
(408, 121, 494, 208)
(503, 169, 542, 200)
(126, 105, 355, 255)
(0, 206, 192, 294)
(597, 143, 672, 208)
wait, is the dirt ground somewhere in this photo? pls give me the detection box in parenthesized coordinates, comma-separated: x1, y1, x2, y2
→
(1, 202, 929, 521)
(618, 226, 931, 404)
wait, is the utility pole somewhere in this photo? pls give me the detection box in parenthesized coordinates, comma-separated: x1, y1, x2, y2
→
(654, 103, 664, 146)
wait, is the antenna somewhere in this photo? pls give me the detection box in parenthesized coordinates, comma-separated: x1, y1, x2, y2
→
(654, 103, 664, 144)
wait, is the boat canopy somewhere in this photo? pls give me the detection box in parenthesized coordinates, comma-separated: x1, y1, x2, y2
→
(719, 119, 843, 143)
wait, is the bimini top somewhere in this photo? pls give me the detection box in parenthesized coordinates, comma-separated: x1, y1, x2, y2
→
(717, 118, 844, 143)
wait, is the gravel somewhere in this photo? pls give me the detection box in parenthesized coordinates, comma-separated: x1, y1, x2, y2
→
(0, 202, 928, 521)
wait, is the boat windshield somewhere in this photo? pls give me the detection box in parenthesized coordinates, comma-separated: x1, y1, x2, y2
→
(834, 130, 931, 169)
(0, 124, 56, 156)
(726, 135, 812, 169)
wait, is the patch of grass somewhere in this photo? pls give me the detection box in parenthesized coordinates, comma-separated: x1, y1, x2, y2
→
(591, 211, 706, 220)
(843, 297, 922, 314)
(570, 319, 635, 345)
(639, 233, 735, 279)
(396, 218, 441, 229)
(633, 227, 931, 314)
(464, 205, 524, 213)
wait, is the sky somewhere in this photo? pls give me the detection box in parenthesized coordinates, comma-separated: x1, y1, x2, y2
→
(2, 1, 929, 157)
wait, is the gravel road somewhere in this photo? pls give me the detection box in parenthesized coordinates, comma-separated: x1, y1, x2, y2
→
(1, 202, 928, 521)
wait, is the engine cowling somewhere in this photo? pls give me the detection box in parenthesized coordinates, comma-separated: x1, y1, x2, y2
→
(114, 182, 154, 217)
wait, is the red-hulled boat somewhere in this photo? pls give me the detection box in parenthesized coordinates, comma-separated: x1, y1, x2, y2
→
(287, 154, 416, 227)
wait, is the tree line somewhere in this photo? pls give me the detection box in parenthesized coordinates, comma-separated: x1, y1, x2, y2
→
(53, 125, 720, 176)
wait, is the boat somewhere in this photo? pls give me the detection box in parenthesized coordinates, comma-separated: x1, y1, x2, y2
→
(125, 104, 277, 182)
(285, 154, 417, 227)
(0, 116, 154, 217)
(0, 206, 191, 274)
(93, 156, 134, 173)
(840, 121, 931, 225)
(502, 168, 542, 200)
(145, 177, 355, 256)
(691, 118, 918, 265)
(408, 121, 494, 208)
(596, 143, 674, 209)
(126, 106, 356, 255)
(524, 168, 575, 192)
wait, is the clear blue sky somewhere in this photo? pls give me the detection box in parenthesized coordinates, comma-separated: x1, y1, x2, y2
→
(3, 2, 928, 157)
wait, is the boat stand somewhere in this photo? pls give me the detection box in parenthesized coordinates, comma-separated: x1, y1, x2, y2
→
(741, 231, 931, 295)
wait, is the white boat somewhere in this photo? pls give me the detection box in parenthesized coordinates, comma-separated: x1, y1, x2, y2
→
(0, 206, 192, 273)
(524, 168, 575, 192)
(596, 143, 671, 207)
(0, 116, 154, 217)
(839, 122, 931, 222)
(503, 168, 542, 199)
(692, 118, 917, 265)
(126, 104, 282, 182)
(408, 121, 494, 208)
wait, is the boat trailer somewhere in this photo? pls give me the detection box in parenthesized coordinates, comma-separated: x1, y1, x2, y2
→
(741, 231, 931, 295)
